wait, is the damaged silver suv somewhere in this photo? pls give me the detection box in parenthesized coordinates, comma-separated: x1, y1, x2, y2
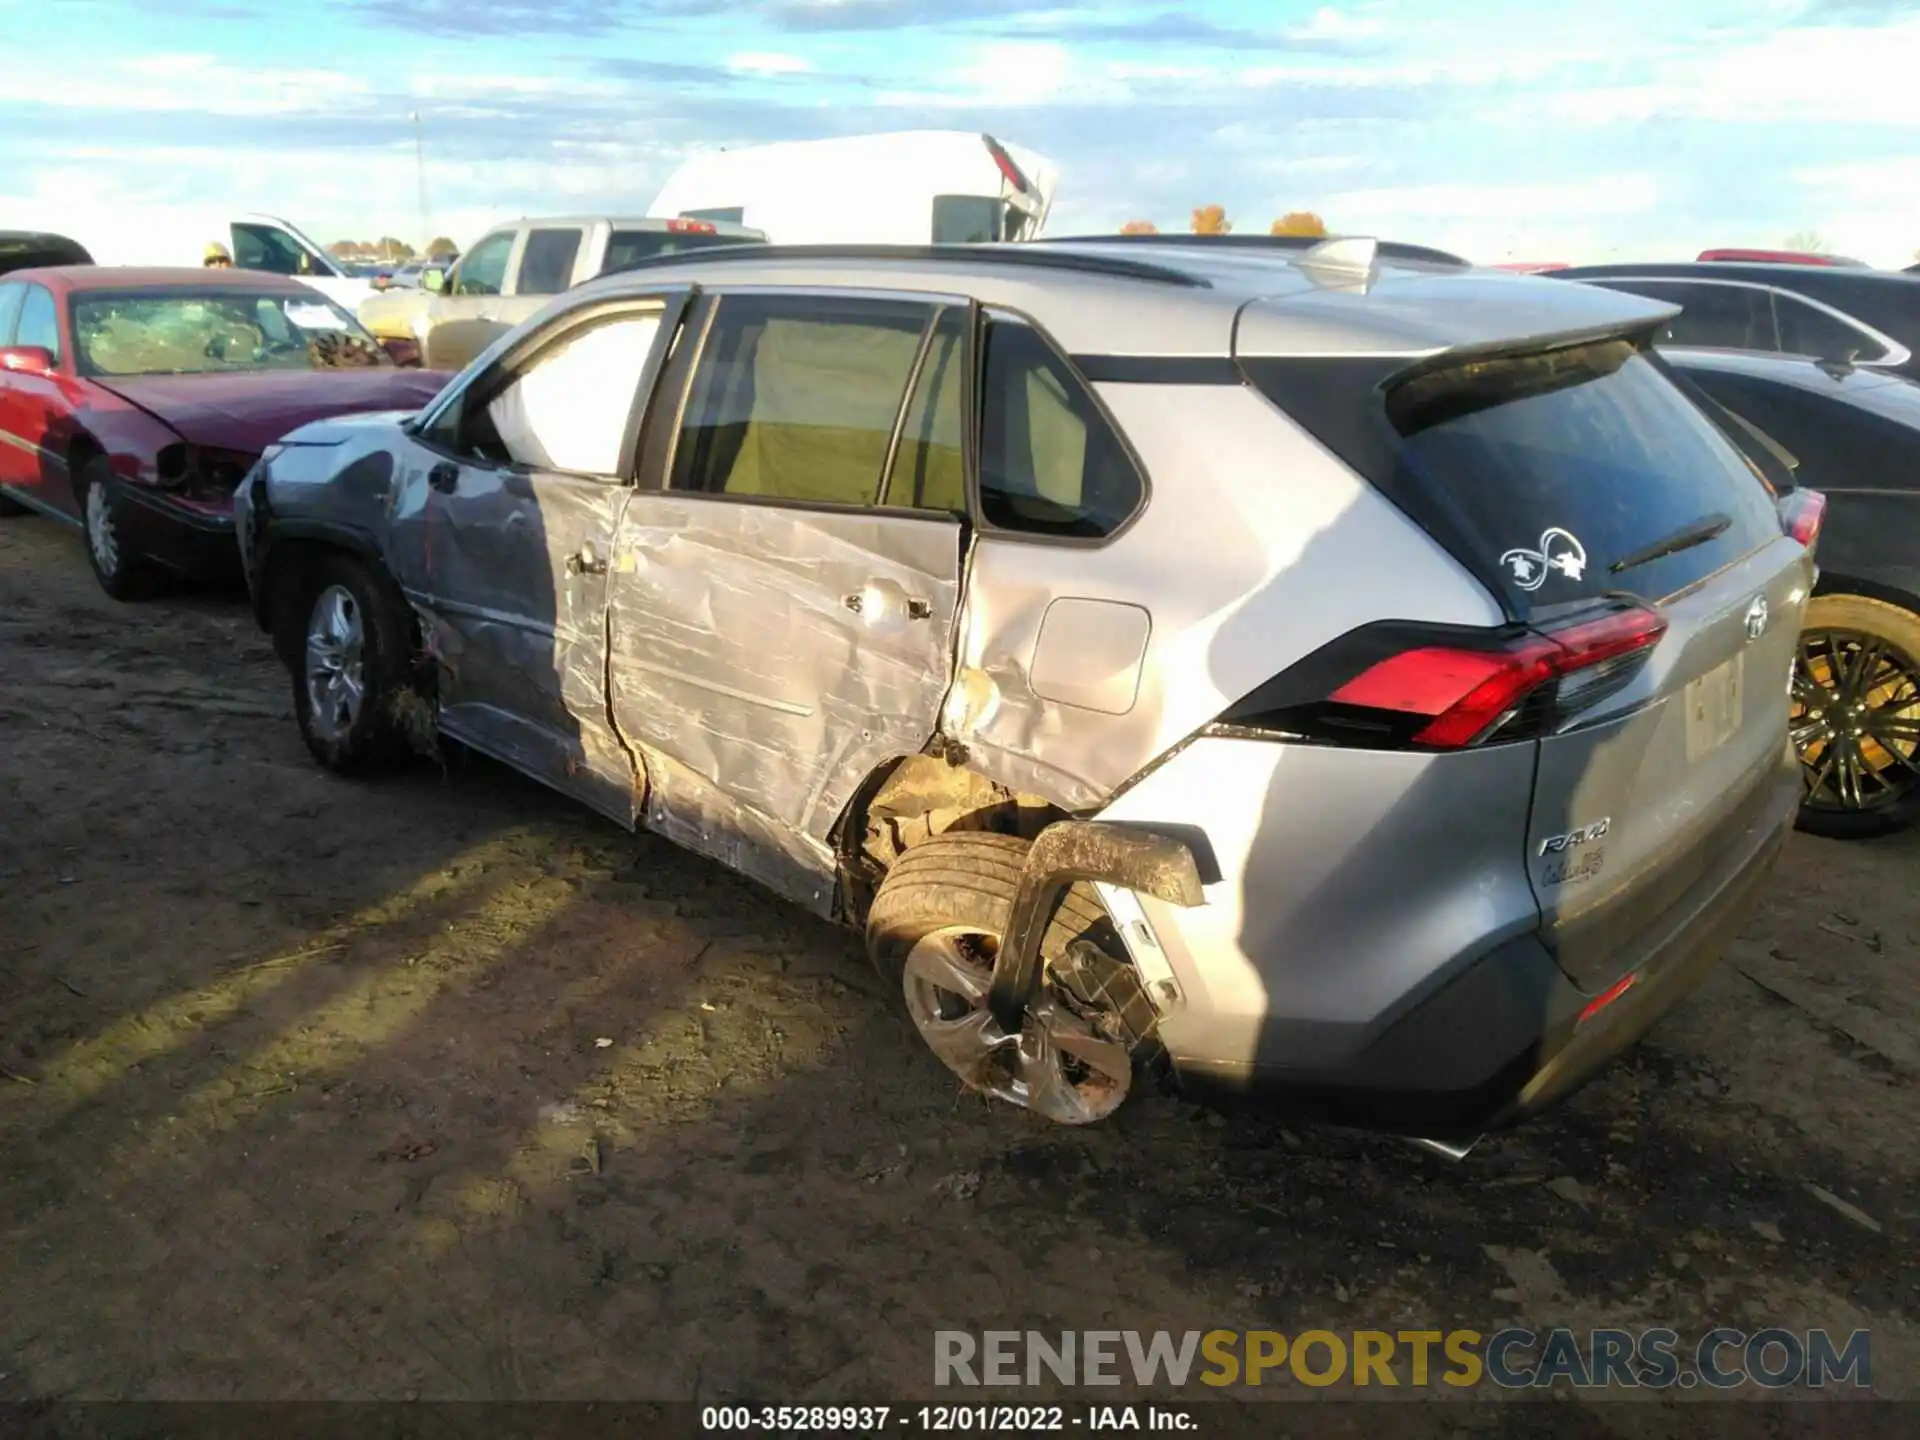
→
(236, 236, 1811, 1146)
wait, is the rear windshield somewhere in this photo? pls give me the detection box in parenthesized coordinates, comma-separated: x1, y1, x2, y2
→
(1384, 340, 1783, 608)
(604, 229, 764, 273)
(931, 196, 1010, 244)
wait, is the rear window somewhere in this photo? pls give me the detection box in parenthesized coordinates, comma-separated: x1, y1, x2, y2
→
(932, 196, 1009, 244)
(1384, 340, 1783, 608)
(604, 229, 764, 274)
(516, 228, 583, 295)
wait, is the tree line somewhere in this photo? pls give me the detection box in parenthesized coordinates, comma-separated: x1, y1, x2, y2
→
(324, 237, 460, 263)
(1119, 208, 1329, 237)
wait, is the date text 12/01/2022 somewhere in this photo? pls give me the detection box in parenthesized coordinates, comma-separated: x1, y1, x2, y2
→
(698, 1405, 1195, 1432)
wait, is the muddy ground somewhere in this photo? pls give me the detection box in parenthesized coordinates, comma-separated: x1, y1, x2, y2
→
(0, 513, 1915, 1430)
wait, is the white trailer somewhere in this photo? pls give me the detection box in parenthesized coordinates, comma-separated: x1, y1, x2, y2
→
(649, 130, 1061, 246)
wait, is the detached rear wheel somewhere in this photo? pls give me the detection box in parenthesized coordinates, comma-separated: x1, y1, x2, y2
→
(1791, 593, 1920, 839)
(290, 554, 417, 775)
(866, 831, 1149, 1125)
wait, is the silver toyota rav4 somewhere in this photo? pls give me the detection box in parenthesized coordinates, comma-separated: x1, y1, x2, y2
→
(235, 236, 1811, 1145)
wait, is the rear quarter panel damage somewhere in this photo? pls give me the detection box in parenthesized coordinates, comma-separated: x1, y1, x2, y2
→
(948, 382, 1503, 810)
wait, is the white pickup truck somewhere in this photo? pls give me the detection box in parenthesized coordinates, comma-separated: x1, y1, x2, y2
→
(356, 214, 766, 371)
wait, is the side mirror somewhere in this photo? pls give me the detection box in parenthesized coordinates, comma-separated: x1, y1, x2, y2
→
(0, 345, 55, 375)
(380, 336, 422, 368)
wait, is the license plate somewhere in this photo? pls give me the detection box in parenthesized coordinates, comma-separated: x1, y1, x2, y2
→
(1685, 652, 1745, 761)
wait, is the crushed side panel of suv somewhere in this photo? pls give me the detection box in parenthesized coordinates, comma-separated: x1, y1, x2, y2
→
(237, 239, 1813, 1145)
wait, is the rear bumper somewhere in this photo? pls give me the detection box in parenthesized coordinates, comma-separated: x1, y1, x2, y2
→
(1168, 745, 1800, 1138)
(112, 481, 239, 580)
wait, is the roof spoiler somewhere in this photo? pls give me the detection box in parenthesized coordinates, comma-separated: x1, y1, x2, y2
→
(981, 135, 1033, 196)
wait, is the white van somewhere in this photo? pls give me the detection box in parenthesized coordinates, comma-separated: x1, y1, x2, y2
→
(649, 131, 1061, 246)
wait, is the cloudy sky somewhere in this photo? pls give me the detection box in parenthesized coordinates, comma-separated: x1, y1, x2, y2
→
(4, 0, 1919, 266)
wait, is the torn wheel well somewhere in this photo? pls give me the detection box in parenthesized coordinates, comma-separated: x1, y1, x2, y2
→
(833, 752, 1071, 927)
(263, 539, 423, 678)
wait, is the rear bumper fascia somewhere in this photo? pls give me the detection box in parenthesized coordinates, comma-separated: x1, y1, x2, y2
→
(1168, 749, 1800, 1138)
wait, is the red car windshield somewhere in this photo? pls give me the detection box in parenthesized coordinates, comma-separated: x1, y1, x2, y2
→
(71, 289, 391, 378)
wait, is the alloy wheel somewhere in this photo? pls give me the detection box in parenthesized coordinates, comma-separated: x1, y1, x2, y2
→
(1791, 628, 1920, 815)
(900, 926, 1132, 1125)
(304, 584, 367, 744)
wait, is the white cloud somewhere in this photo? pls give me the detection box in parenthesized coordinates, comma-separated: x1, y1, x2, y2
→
(725, 51, 815, 78)
(0, 52, 371, 115)
(1287, 6, 1387, 42)
(1548, 14, 1920, 125)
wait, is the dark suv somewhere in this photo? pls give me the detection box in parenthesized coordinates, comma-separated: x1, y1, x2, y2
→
(1554, 261, 1920, 382)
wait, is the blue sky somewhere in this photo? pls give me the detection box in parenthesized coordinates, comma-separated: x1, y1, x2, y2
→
(4, 0, 1919, 265)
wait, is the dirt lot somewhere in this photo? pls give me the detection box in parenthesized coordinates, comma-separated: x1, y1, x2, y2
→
(1, 513, 1915, 1425)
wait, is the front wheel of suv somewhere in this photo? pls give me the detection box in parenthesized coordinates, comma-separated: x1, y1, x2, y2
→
(865, 831, 1152, 1125)
(1791, 592, 1920, 839)
(290, 554, 418, 776)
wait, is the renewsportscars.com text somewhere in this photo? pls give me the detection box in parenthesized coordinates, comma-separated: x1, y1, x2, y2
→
(934, 1328, 1872, 1390)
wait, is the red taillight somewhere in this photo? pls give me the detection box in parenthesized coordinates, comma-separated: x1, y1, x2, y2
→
(1780, 488, 1826, 549)
(667, 219, 717, 234)
(1328, 606, 1669, 750)
(1578, 972, 1638, 1025)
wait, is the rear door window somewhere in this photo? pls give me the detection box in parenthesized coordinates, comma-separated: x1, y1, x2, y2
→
(883, 306, 968, 513)
(931, 196, 1008, 244)
(514, 228, 584, 295)
(1774, 293, 1890, 364)
(670, 293, 933, 507)
(976, 318, 1144, 539)
(1385, 339, 1782, 608)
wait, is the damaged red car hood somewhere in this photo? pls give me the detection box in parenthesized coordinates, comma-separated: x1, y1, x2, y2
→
(93, 369, 450, 453)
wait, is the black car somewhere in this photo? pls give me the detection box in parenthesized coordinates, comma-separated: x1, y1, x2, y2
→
(1664, 347, 1920, 838)
(0, 231, 92, 278)
(1557, 261, 1920, 382)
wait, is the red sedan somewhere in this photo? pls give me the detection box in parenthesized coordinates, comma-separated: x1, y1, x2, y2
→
(0, 266, 450, 599)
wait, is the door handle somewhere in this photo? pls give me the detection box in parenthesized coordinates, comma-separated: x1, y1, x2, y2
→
(428, 461, 458, 493)
(566, 544, 608, 576)
(843, 590, 933, 621)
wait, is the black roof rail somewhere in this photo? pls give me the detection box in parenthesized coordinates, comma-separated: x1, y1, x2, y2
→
(1034, 232, 1474, 269)
(588, 242, 1211, 288)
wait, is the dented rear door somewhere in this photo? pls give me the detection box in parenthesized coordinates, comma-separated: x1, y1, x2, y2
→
(607, 292, 970, 914)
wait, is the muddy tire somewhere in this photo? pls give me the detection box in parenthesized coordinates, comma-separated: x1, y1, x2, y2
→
(1793, 592, 1920, 840)
(866, 831, 1150, 1125)
(289, 553, 417, 776)
(77, 458, 164, 602)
